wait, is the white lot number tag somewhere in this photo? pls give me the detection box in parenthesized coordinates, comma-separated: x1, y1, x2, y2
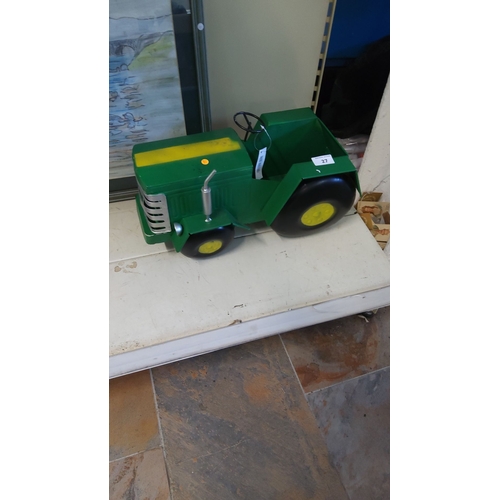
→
(311, 154, 335, 166)
(255, 147, 267, 179)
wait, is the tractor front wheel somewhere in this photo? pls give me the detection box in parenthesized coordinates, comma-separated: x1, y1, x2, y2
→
(271, 175, 356, 237)
(180, 226, 235, 258)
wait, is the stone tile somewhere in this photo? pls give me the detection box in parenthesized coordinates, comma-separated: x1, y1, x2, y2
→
(307, 367, 390, 500)
(109, 448, 170, 499)
(281, 307, 390, 393)
(109, 370, 161, 461)
(152, 335, 349, 500)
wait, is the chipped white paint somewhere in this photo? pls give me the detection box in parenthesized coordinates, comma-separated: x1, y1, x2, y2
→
(110, 201, 390, 377)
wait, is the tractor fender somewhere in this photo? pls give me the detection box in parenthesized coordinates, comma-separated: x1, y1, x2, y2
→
(262, 159, 360, 225)
(170, 210, 238, 253)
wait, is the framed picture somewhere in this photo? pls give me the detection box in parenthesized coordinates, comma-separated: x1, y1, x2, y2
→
(109, 0, 211, 201)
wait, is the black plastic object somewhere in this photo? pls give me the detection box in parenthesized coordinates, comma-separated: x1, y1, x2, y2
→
(271, 175, 356, 237)
(180, 226, 235, 258)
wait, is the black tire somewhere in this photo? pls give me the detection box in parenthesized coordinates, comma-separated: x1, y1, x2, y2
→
(180, 226, 235, 258)
(271, 174, 356, 237)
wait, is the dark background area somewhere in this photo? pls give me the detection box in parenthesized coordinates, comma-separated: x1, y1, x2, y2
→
(317, 0, 390, 138)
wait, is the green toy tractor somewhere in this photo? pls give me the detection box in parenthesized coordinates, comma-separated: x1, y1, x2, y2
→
(132, 107, 361, 258)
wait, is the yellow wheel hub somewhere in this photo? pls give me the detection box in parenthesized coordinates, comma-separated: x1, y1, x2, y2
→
(300, 202, 335, 227)
(198, 239, 223, 254)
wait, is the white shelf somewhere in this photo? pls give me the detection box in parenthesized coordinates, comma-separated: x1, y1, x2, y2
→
(109, 200, 390, 378)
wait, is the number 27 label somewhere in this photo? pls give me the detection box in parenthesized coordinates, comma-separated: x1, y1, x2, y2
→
(311, 154, 335, 166)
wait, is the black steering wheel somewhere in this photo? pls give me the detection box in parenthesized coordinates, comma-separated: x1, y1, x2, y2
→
(233, 111, 265, 140)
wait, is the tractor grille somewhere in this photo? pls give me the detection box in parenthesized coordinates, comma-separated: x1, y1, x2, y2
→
(138, 187, 171, 234)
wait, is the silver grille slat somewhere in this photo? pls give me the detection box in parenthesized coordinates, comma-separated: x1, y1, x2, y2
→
(138, 186, 171, 234)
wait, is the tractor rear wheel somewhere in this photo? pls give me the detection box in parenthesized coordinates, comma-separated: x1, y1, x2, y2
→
(271, 174, 356, 237)
(180, 226, 235, 258)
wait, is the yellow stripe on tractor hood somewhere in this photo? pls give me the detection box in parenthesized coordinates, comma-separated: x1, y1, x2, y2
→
(134, 137, 241, 167)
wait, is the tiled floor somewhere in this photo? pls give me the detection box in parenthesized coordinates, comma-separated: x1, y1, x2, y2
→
(110, 306, 390, 500)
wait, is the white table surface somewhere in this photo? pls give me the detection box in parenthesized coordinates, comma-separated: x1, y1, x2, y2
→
(109, 200, 390, 378)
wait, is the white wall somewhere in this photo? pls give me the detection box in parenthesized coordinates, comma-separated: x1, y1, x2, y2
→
(358, 75, 390, 202)
(357, 75, 390, 258)
(203, 0, 331, 133)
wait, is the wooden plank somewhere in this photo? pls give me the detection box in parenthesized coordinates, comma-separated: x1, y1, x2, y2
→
(109, 287, 389, 378)
(109, 200, 390, 377)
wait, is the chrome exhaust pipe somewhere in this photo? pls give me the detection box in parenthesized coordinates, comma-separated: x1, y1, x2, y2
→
(201, 169, 217, 222)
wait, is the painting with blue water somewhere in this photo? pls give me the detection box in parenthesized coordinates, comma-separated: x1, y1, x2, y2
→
(109, 0, 186, 179)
